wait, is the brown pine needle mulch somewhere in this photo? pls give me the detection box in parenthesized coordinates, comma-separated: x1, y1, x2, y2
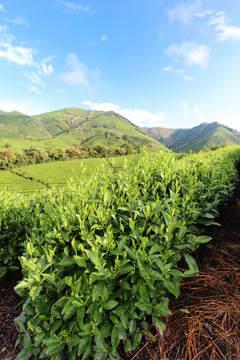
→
(0, 168, 240, 360)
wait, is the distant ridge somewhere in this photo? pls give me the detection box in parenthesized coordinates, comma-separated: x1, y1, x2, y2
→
(1, 107, 239, 153)
(0, 107, 164, 151)
(142, 122, 240, 152)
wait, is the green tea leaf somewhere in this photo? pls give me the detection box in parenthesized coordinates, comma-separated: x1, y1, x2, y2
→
(85, 250, 100, 268)
(73, 255, 86, 267)
(138, 284, 148, 300)
(58, 258, 75, 267)
(195, 235, 212, 244)
(129, 319, 136, 334)
(92, 282, 106, 302)
(99, 323, 111, 338)
(121, 312, 129, 329)
(163, 279, 179, 298)
(153, 318, 166, 335)
(104, 300, 118, 310)
(184, 253, 198, 272)
(133, 331, 142, 350)
(95, 335, 108, 352)
(68, 335, 82, 348)
(23, 331, 32, 351)
(43, 337, 62, 347)
(93, 309, 102, 324)
(50, 320, 62, 336)
(135, 301, 152, 312)
(137, 259, 148, 280)
(148, 268, 164, 281)
(111, 327, 119, 353)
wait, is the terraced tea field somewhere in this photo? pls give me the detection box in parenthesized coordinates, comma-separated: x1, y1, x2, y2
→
(0, 154, 140, 193)
(0, 171, 45, 194)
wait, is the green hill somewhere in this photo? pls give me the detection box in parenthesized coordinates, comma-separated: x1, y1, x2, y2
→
(0, 107, 163, 151)
(143, 122, 240, 152)
(2, 107, 237, 153)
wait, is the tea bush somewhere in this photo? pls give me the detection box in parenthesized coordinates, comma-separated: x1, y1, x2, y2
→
(0, 191, 37, 277)
(3, 146, 240, 359)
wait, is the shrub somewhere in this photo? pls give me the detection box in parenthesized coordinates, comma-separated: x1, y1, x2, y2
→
(3, 146, 240, 359)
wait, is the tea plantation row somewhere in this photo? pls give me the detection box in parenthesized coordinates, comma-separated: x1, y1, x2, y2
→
(0, 155, 140, 193)
(0, 146, 240, 360)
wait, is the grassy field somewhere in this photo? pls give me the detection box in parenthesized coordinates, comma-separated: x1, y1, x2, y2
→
(0, 154, 140, 192)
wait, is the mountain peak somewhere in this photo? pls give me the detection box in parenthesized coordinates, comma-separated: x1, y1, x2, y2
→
(143, 121, 240, 152)
(7, 110, 26, 116)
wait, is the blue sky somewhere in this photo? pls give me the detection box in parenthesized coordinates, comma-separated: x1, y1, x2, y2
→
(1, 0, 240, 130)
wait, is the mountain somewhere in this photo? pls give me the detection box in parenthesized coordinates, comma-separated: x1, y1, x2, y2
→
(142, 122, 240, 152)
(0, 107, 163, 151)
(2, 108, 238, 153)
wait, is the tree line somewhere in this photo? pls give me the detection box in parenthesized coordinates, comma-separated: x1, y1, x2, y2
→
(0, 143, 135, 170)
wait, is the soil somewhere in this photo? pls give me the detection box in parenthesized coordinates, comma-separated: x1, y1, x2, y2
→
(0, 272, 22, 359)
(0, 165, 240, 360)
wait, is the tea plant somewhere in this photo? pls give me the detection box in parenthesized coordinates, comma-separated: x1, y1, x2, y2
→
(3, 146, 240, 359)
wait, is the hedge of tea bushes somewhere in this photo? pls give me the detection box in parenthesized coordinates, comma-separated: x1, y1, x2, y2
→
(0, 192, 38, 277)
(1, 146, 240, 359)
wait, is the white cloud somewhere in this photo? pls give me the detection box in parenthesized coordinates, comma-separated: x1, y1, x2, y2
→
(167, 1, 213, 25)
(4, 16, 30, 27)
(61, 54, 98, 89)
(0, 25, 54, 90)
(83, 101, 167, 127)
(182, 74, 195, 81)
(0, 25, 10, 34)
(25, 71, 44, 86)
(165, 42, 210, 67)
(101, 34, 107, 41)
(0, 4, 5, 12)
(59, 1, 95, 14)
(0, 43, 35, 66)
(29, 86, 41, 95)
(0, 26, 42, 67)
(0, 100, 50, 115)
(40, 56, 55, 76)
(42, 63, 54, 76)
(208, 11, 240, 41)
(84, 101, 119, 112)
(175, 100, 204, 123)
(163, 66, 185, 74)
(163, 66, 195, 81)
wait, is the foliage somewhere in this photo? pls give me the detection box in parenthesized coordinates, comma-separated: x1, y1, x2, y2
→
(0, 192, 37, 277)
(0, 143, 140, 170)
(0, 145, 240, 359)
(1, 154, 139, 192)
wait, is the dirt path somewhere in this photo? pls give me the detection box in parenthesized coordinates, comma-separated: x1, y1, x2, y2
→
(0, 166, 240, 360)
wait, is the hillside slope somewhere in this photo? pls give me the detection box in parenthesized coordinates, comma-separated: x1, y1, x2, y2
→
(143, 122, 240, 152)
(0, 107, 162, 151)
